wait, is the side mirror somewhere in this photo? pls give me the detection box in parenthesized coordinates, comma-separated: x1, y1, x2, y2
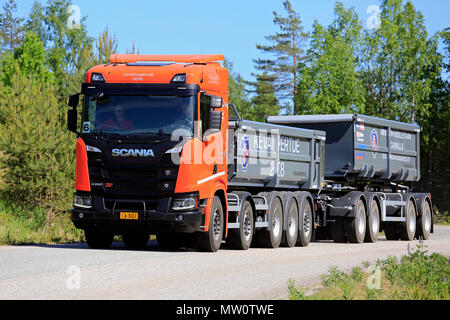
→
(68, 94, 79, 107)
(67, 108, 78, 133)
(209, 109, 222, 132)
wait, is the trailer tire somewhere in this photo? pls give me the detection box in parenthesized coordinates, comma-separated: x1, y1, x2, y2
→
(195, 196, 224, 252)
(122, 232, 149, 249)
(399, 199, 416, 241)
(347, 199, 366, 244)
(256, 195, 283, 248)
(85, 229, 114, 249)
(226, 200, 254, 250)
(416, 200, 432, 240)
(282, 196, 299, 248)
(364, 199, 380, 243)
(330, 217, 347, 243)
(297, 198, 312, 247)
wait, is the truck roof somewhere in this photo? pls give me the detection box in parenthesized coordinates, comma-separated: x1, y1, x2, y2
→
(85, 54, 228, 94)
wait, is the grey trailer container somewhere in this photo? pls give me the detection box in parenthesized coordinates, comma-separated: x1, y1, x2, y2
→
(227, 119, 326, 190)
(267, 114, 420, 183)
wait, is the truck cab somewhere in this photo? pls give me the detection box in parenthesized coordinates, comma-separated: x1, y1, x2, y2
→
(68, 54, 230, 251)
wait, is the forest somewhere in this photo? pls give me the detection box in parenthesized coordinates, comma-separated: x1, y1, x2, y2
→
(0, 0, 448, 242)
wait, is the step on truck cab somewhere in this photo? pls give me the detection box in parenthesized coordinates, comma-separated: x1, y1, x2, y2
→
(67, 54, 326, 251)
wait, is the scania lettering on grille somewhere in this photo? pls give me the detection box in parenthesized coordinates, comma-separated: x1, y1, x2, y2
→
(112, 148, 155, 157)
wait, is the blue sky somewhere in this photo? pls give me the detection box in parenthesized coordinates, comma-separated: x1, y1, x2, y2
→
(7, 0, 450, 82)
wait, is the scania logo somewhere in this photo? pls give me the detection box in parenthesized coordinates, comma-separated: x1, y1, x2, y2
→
(112, 148, 155, 157)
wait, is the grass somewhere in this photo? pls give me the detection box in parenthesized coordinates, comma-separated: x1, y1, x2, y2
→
(0, 200, 84, 245)
(434, 210, 450, 225)
(288, 244, 450, 300)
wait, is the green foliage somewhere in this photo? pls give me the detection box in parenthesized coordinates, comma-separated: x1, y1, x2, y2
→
(254, 0, 309, 114)
(224, 58, 252, 119)
(297, 3, 365, 114)
(0, 69, 75, 214)
(0, 0, 25, 52)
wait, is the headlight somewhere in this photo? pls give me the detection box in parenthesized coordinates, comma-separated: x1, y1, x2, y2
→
(172, 194, 198, 211)
(86, 145, 102, 153)
(74, 195, 92, 209)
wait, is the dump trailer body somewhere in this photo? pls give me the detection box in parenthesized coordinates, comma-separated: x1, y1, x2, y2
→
(267, 114, 420, 183)
(227, 120, 326, 190)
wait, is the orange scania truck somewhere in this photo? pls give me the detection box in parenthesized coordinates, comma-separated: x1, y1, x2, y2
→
(67, 54, 433, 252)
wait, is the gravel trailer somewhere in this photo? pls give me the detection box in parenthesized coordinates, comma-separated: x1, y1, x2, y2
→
(267, 114, 433, 244)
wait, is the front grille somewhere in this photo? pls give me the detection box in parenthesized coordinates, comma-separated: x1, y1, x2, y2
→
(110, 169, 158, 178)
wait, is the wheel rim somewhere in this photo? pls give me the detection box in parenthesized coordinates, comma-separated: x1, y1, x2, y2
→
(272, 207, 281, 238)
(213, 209, 221, 239)
(358, 205, 365, 235)
(288, 208, 297, 237)
(303, 209, 311, 238)
(424, 209, 431, 232)
(242, 208, 252, 242)
(408, 204, 416, 233)
(371, 204, 379, 235)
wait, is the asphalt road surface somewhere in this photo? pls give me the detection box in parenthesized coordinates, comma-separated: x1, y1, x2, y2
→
(1, 225, 449, 300)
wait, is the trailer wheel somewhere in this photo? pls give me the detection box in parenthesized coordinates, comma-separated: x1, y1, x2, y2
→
(122, 232, 149, 249)
(297, 198, 312, 247)
(416, 200, 432, 240)
(399, 199, 416, 241)
(84, 229, 114, 249)
(195, 196, 224, 252)
(256, 195, 283, 248)
(364, 199, 380, 243)
(347, 199, 366, 243)
(330, 218, 347, 243)
(226, 200, 254, 250)
(282, 196, 298, 248)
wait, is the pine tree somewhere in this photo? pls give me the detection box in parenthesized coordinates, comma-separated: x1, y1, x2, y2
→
(0, 0, 25, 52)
(247, 72, 281, 121)
(254, 0, 308, 114)
(96, 26, 118, 64)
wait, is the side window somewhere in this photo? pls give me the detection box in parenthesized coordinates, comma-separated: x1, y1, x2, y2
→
(200, 94, 210, 135)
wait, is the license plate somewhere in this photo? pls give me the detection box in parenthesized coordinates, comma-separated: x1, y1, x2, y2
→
(120, 212, 139, 220)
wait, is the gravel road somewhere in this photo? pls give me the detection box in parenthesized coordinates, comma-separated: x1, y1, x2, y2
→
(1, 226, 449, 300)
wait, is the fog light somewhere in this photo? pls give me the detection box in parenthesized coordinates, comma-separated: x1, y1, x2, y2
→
(79, 213, 84, 219)
(176, 214, 184, 221)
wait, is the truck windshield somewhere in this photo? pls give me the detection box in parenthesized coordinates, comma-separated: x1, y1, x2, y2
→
(82, 95, 195, 136)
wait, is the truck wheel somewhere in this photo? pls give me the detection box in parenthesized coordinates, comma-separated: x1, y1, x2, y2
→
(282, 196, 298, 247)
(257, 196, 283, 248)
(122, 232, 149, 249)
(399, 199, 416, 241)
(364, 199, 380, 243)
(297, 198, 312, 247)
(416, 200, 432, 240)
(226, 200, 254, 250)
(84, 229, 114, 249)
(383, 222, 399, 240)
(330, 218, 347, 243)
(347, 199, 366, 243)
(195, 196, 224, 252)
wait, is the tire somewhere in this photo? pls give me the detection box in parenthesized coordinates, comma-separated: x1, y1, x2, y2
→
(282, 196, 298, 248)
(416, 200, 432, 240)
(122, 232, 149, 249)
(399, 199, 416, 241)
(364, 199, 380, 243)
(226, 200, 254, 250)
(347, 199, 366, 243)
(330, 217, 347, 243)
(384, 222, 399, 240)
(195, 196, 224, 252)
(256, 195, 283, 248)
(297, 198, 312, 247)
(85, 229, 114, 249)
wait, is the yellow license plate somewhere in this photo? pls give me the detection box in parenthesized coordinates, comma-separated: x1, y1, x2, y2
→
(120, 212, 139, 220)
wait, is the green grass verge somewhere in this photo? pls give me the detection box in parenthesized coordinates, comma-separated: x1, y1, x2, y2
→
(288, 244, 450, 300)
(0, 200, 84, 245)
(435, 211, 450, 225)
